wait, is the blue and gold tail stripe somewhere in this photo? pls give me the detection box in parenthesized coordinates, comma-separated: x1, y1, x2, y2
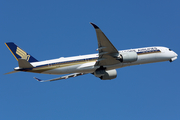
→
(5, 42, 18, 61)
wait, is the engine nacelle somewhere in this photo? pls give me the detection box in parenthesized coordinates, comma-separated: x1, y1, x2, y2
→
(118, 52, 138, 63)
(94, 69, 117, 80)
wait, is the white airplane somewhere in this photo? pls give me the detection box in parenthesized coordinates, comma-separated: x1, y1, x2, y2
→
(5, 23, 178, 82)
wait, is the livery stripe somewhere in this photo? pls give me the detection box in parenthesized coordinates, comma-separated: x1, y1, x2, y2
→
(31, 59, 97, 73)
(30, 49, 161, 73)
(137, 50, 161, 55)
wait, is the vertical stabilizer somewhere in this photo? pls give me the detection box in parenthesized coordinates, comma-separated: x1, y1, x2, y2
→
(5, 42, 38, 62)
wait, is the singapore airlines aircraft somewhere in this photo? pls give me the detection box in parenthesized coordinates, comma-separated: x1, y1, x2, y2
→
(5, 23, 178, 82)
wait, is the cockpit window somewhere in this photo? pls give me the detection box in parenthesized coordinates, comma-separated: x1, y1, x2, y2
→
(169, 49, 172, 51)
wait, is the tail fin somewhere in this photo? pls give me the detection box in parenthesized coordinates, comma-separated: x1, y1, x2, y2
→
(5, 42, 38, 62)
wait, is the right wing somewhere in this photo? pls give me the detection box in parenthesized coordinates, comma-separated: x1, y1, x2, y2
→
(34, 73, 87, 82)
(90, 23, 120, 66)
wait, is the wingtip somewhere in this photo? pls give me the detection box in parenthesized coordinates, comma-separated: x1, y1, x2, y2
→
(90, 22, 99, 29)
(34, 77, 43, 82)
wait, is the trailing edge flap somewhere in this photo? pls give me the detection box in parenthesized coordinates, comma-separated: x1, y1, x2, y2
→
(18, 58, 33, 68)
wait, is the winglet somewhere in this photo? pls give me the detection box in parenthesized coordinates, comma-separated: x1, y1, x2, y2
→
(34, 77, 43, 82)
(90, 22, 99, 29)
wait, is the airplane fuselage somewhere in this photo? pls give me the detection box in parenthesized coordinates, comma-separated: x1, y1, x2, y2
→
(14, 46, 177, 75)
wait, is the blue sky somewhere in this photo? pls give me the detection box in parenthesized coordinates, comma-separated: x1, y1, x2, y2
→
(1, 0, 180, 119)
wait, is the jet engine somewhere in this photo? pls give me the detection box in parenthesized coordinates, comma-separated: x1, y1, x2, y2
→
(94, 69, 117, 80)
(118, 52, 138, 63)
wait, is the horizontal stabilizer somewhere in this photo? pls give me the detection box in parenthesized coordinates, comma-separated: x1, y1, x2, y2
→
(4, 70, 20, 75)
(34, 73, 87, 82)
(18, 59, 33, 68)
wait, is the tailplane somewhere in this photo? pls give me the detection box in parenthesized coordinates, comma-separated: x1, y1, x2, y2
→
(4, 59, 33, 75)
(5, 42, 38, 62)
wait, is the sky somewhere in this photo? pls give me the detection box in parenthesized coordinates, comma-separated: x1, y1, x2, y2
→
(1, 0, 180, 119)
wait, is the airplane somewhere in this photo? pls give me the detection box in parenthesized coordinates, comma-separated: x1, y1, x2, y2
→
(5, 23, 178, 82)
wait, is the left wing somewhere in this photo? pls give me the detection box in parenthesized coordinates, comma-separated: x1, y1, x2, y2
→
(34, 73, 87, 82)
(90, 23, 120, 66)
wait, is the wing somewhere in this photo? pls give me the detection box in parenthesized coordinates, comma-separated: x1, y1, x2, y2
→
(34, 73, 87, 82)
(90, 23, 120, 66)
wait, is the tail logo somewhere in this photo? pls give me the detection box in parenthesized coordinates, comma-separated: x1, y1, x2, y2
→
(16, 47, 30, 61)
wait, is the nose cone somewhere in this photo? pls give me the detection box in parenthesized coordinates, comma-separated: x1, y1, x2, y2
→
(170, 51, 178, 62)
(174, 52, 178, 57)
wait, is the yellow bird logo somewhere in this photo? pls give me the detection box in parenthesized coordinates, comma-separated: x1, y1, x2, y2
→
(16, 47, 30, 61)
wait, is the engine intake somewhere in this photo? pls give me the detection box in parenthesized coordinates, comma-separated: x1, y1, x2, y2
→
(94, 69, 117, 80)
(118, 52, 137, 63)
